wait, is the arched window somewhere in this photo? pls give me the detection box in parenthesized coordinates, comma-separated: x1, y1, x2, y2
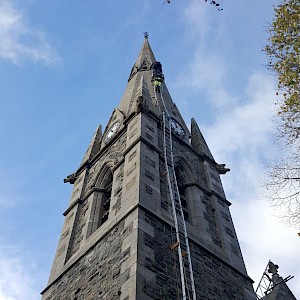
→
(97, 169, 113, 228)
(88, 168, 113, 236)
(175, 163, 191, 224)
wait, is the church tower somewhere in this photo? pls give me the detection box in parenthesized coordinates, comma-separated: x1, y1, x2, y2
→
(41, 35, 256, 300)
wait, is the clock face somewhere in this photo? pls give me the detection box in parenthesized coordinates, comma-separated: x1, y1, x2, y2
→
(170, 118, 185, 136)
(104, 122, 120, 142)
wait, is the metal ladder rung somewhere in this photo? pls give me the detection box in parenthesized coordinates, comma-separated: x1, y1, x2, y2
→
(155, 86, 197, 300)
(170, 241, 179, 250)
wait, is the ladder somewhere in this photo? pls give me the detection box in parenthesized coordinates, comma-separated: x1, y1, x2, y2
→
(154, 86, 197, 300)
(255, 260, 272, 299)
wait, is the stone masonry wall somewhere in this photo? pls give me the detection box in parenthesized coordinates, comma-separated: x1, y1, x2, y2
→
(42, 217, 135, 300)
(137, 209, 255, 300)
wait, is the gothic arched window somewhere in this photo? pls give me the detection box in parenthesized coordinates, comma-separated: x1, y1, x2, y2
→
(97, 169, 113, 228)
(88, 168, 113, 236)
(175, 163, 191, 224)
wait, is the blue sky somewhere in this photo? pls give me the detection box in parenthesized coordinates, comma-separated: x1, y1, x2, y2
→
(0, 0, 299, 299)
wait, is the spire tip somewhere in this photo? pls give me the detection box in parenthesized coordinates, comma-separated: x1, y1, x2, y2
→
(144, 32, 149, 39)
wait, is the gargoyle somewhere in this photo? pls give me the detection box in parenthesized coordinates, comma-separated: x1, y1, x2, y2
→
(215, 163, 230, 174)
(64, 173, 78, 184)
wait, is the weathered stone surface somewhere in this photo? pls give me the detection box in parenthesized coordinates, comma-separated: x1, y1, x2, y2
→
(261, 270, 297, 300)
(137, 209, 255, 300)
(42, 219, 134, 300)
(42, 37, 258, 300)
(67, 200, 89, 259)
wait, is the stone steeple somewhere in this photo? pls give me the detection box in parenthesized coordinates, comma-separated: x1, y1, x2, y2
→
(260, 261, 296, 300)
(41, 36, 257, 300)
(117, 35, 190, 144)
(129, 33, 156, 78)
(117, 34, 157, 117)
(191, 117, 214, 161)
(80, 125, 102, 165)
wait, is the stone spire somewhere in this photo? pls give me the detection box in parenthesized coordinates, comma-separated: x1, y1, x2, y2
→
(117, 34, 157, 117)
(63, 125, 102, 184)
(191, 118, 230, 174)
(262, 261, 296, 300)
(131, 32, 156, 73)
(191, 118, 214, 160)
(117, 34, 190, 141)
(80, 125, 102, 165)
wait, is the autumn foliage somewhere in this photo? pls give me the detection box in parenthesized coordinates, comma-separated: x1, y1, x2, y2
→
(265, 0, 300, 140)
(265, 0, 300, 228)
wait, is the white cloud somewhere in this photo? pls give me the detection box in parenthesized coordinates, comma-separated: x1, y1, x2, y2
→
(0, 246, 39, 300)
(232, 198, 300, 298)
(183, 0, 211, 39)
(179, 1, 299, 296)
(0, 0, 61, 65)
(202, 73, 300, 297)
(178, 0, 234, 109)
(205, 73, 274, 155)
(177, 49, 234, 109)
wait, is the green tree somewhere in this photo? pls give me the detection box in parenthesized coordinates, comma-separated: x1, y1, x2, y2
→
(264, 0, 300, 228)
(265, 0, 300, 141)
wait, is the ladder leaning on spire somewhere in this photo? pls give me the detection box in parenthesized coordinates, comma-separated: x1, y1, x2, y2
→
(152, 64, 197, 300)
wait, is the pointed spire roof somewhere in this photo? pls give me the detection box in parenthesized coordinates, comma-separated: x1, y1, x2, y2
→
(117, 34, 190, 142)
(117, 34, 161, 117)
(191, 118, 214, 161)
(261, 261, 296, 300)
(127, 34, 156, 82)
(80, 125, 102, 166)
(134, 33, 156, 70)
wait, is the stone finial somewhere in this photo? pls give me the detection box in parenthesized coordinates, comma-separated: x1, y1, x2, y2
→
(80, 125, 102, 166)
(191, 118, 214, 160)
(144, 32, 149, 39)
(268, 261, 279, 275)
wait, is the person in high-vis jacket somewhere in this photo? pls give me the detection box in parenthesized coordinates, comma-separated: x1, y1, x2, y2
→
(151, 62, 164, 91)
(154, 79, 162, 91)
